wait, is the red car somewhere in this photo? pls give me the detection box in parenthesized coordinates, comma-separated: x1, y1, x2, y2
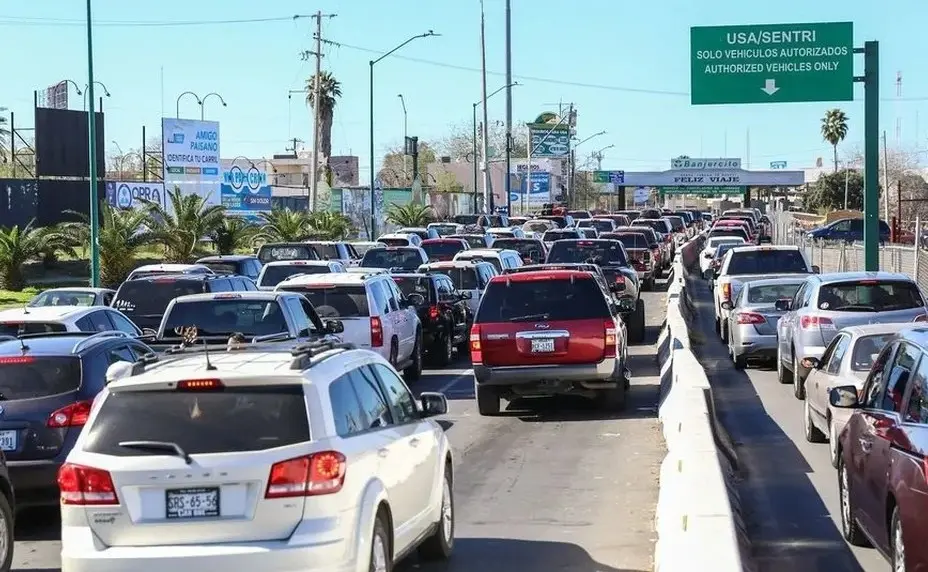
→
(420, 238, 469, 262)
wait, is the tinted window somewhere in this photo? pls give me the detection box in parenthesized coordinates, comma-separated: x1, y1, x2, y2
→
(422, 241, 467, 261)
(611, 233, 650, 250)
(83, 386, 310, 455)
(328, 375, 366, 437)
(708, 229, 748, 240)
(714, 243, 740, 259)
(0, 322, 67, 336)
(457, 254, 502, 272)
(631, 220, 666, 234)
(746, 283, 803, 304)
(523, 221, 553, 234)
(451, 235, 488, 248)
(665, 217, 685, 231)
(350, 365, 393, 428)
(200, 262, 240, 275)
(310, 243, 340, 259)
(453, 215, 482, 226)
(881, 342, 920, 412)
(825, 335, 851, 375)
(112, 279, 204, 316)
(539, 216, 567, 228)
(476, 276, 609, 322)
(371, 363, 418, 424)
(423, 267, 479, 290)
(280, 285, 369, 318)
(260, 264, 332, 288)
(0, 356, 81, 399)
(706, 237, 745, 250)
(161, 300, 289, 338)
(391, 276, 436, 302)
(429, 225, 460, 237)
(726, 250, 808, 275)
(107, 311, 141, 335)
(905, 357, 928, 423)
(851, 334, 896, 372)
(29, 290, 97, 307)
(360, 249, 423, 270)
(543, 230, 581, 242)
(547, 241, 628, 266)
(817, 281, 924, 312)
(492, 239, 545, 263)
(257, 244, 318, 263)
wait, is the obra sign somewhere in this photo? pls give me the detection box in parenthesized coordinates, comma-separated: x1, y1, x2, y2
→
(105, 181, 166, 210)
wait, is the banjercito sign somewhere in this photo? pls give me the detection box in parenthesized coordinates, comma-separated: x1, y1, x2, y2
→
(670, 157, 741, 170)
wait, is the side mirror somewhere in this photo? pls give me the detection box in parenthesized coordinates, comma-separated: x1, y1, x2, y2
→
(774, 299, 791, 312)
(720, 301, 733, 310)
(829, 385, 860, 409)
(419, 392, 448, 417)
(406, 293, 426, 307)
(325, 319, 345, 334)
(459, 291, 473, 300)
(801, 356, 820, 369)
(105, 361, 135, 384)
(811, 265, 821, 274)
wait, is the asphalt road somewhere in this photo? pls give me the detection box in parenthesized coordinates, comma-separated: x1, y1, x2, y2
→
(12, 283, 669, 572)
(687, 273, 887, 572)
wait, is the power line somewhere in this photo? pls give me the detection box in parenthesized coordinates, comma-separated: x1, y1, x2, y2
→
(0, 15, 309, 27)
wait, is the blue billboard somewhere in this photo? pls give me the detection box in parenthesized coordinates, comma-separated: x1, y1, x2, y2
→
(220, 162, 271, 219)
(508, 171, 550, 208)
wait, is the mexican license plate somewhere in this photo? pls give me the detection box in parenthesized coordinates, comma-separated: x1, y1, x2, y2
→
(165, 487, 220, 519)
(531, 338, 555, 353)
(0, 431, 15, 451)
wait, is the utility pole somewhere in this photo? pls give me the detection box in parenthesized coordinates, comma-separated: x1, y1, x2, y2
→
(479, 0, 492, 213)
(286, 138, 303, 157)
(504, 0, 513, 214)
(305, 11, 336, 213)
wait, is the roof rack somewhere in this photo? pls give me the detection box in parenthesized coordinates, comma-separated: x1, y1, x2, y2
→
(289, 338, 357, 370)
(72, 331, 133, 353)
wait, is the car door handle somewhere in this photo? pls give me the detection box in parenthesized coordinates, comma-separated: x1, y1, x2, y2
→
(378, 448, 390, 458)
(859, 438, 872, 453)
(409, 438, 420, 447)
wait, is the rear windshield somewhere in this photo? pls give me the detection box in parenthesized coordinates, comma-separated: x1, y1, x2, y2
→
(199, 262, 240, 275)
(491, 239, 545, 263)
(0, 356, 81, 399)
(82, 386, 310, 456)
(260, 264, 332, 288)
(727, 250, 808, 275)
(378, 238, 410, 247)
(281, 285, 369, 318)
(0, 322, 68, 336)
(453, 215, 482, 226)
(585, 220, 615, 233)
(547, 241, 628, 266)
(392, 276, 435, 302)
(817, 281, 925, 312)
(353, 243, 379, 256)
(747, 283, 803, 304)
(543, 230, 580, 242)
(161, 300, 292, 338)
(456, 254, 502, 272)
(113, 280, 205, 316)
(477, 277, 608, 322)
(714, 244, 740, 258)
(612, 233, 650, 250)
(451, 235, 487, 248)
(523, 221, 552, 234)
(666, 217, 685, 231)
(539, 216, 567, 228)
(430, 225, 460, 237)
(309, 243, 340, 259)
(852, 334, 896, 371)
(422, 241, 466, 260)
(632, 220, 666, 234)
(422, 267, 479, 290)
(709, 229, 748, 241)
(706, 237, 745, 250)
(29, 290, 97, 307)
(257, 244, 318, 264)
(360, 249, 423, 270)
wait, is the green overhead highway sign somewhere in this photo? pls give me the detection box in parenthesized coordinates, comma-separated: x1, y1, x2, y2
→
(690, 22, 854, 105)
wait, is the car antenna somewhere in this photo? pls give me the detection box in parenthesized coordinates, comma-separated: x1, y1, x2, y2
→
(18, 337, 28, 352)
(202, 338, 217, 371)
(22, 303, 29, 315)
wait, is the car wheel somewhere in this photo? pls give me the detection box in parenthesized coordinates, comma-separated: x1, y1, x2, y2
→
(792, 352, 805, 400)
(0, 492, 13, 572)
(720, 318, 728, 342)
(776, 347, 793, 385)
(714, 315, 721, 335)
(432, 332, 453, 367)
(369, 511, 393, 572)
(643, 278, 654, 291)
(475, 383, 500, 416)
(891, 506, 906, 572)
(838, 456, 871, 547)
(418, 467, 454, 561)
(404, 331, 423, 381)
(629, 300, 646, 344)
(803, 399, 826, 443)
(828, 416, 840, 468)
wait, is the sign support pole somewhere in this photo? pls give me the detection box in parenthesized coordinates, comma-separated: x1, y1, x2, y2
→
(859, 41, 879, 271)
(85, 0, 100, 287)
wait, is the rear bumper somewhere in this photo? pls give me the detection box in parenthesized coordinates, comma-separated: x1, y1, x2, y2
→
(474, 357, 619, 386)
(9, 458, 63, 508)
(732, 330, 777, 359)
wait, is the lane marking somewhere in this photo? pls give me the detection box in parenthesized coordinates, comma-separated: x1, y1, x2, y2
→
(437, 369, 474, 394)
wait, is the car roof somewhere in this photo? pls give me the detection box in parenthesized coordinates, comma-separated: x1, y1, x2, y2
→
(729, 245, 799, 253)
(40, 286, 114, 294)
(842, 323, 918, 337)
(196, 255, 256, 263)
(0, 305, 96, 321)
(421, 238, 465, 243)
(489, 269, 595, 283)
(124, 273, 216, 283)
(816, 271, 914, 284)
(280, 272, 374, 285)
(171, 291, 296, 303)
(742, 277, 809, 288)
(263, 259, 335, 267)
(0, 331, 141, 356)
(133, 263, 210, 272)
(456, 248, 504, 256)
(420, 261, 488, 269)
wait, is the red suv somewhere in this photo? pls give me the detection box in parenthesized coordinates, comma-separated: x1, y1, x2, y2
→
(469, 270, 630, 416)
(421, 238, 469, 262)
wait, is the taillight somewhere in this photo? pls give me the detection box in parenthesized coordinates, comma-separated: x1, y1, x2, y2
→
(370, 316, 383, 347)
(721, 283, 732, 301)
(470, 324, 482, 364)
(614, 275, 625, 284)
(265, 451, 347, 498)
(604, 320, 617, 358)
(177, 379, 223, 390)
(737, 312, 766, 325)
(48, 401, 92, 428)
(800, 315, 835, 329)
(428, 305, 441, 320)
(58, 463, 119, 505)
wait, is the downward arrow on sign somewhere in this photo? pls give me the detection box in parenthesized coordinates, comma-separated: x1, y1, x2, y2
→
(761, 79, 780, 96)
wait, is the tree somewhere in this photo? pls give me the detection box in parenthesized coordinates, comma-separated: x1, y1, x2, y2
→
(307, 211, 353, 240)
(255, 208, 311, 242)
(209, 217, 257, 255)
(437, 121, 528, 162)
(821, 109, 849, 172)
(0, 221, 75, 291)
(434, 171, 463, 193)
(386, 203, 433, 227)
(804, 169, 864, 212)
(378, 143, 438, 187)
(306, 71, 342, 165)
(145, 186, 226, 262)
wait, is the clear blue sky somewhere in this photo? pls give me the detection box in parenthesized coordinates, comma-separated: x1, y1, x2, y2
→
(4, 0, 928, 177)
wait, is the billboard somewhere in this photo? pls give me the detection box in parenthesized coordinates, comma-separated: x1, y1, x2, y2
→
(43, 82, 69, 110)
(161, 118, 221, 207)
(34, 108, 105, 177)
(220, 160, 271, 219)
(105, 181, 168, 213)
(510, 171, 551, 208)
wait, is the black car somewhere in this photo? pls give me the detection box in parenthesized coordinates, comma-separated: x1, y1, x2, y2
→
(196, 254, 262, 281)
(0, 331, 155, 509)
(359, 246, 429, 272)
(111, 273, 258, 331)
(391, 273, 470, 365)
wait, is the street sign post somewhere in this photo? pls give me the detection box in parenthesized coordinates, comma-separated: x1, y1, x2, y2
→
(690, 22, 854, 105)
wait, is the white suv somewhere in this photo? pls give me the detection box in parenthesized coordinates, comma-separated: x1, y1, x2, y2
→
(58, 340, 455, 572)
(274, 272, 423, 379)
(257, 260, 346, 291)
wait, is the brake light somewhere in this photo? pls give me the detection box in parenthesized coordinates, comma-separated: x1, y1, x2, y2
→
(370, 316, 383, 347)
(470, 324, 483, 364)
(177, 379, 224, 390)
(265, 451, 347, 498)
(800, 315, 835, 329)
(604, 320, 617, 358)
(0, 356, 34, 364)
(737, 312, 766, 325)
(614, 275, 626, 284)
(721, 283, 732, 301)
(428, 305, 441, 320)
(58, 463, 118, 505)
(47, 401, 92, 428)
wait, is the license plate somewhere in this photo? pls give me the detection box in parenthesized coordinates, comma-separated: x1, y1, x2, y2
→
(165, 487, 220, 519)
(531, 339, 555, 353)
(0, 431, 15, 452)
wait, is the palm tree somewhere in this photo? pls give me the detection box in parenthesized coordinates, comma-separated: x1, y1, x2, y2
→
(256, 208, 312, 242)
(821, 109, 849, 172)
(55, 205, 155, 287)
(0, 221, 76, 291)
(144, 186, 226, 262)
(210, 217, 257, 255)
(307, 211, 352, 240)
(305, 71, 342, 164)
(386, 203, 433, 227)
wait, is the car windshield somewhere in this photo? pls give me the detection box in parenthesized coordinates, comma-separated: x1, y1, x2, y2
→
(0, 322, 68, 336)
(456, 254, 502, 272)
(280, 285, 369, 318)
(391, 276, 435, 302)
(360, 249, 423, 270)
(82, 386, 311, 456)
(547, 241, 628, 266)
(161, 299, 296, 338)
(453, 214, 482, 226)
(352, 243, 380, 256)
(422, 267, 480, 290)
(709, 228, 748, 241)
(579, 220, 614, 233)
(539, 216, 568, 228)
(451, 235, 487, 248)
(378, 237, 411, 247)
(523, 221, 552, 233)
(0, 356, 81, 399)
(816, 281, 925, 312)
(851, 334, 897, 371)
(476, 276, 608, 322)
(726, 249, 809, 275)
(430, 225, 460, 236)
(256, 244, 318, 264)
(29, 290, 97, 307)
(666, 217, 685, 231)
(422, 241, 467, 261)
(612, 233, 650, 250)
(707, 237, 745, 250)
(260, 264, 333, 288)
(491, 239, 545, 263)
(714, 244, 740, 258)
(746, 283, 803, 304)
(112, 279, 204, 317)
(631, 220, 666, 233)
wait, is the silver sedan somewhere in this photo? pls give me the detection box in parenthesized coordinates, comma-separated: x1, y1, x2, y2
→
(723, 277, 806, 369)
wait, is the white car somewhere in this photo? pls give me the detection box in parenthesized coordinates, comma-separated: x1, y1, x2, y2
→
(375, 233, 423, 248)
(274, 272, 423, 377)
(28, 287, 116, 307)
(452, 248, 523, 273)
(698, 236, 747, 275)
(257, 260, 346, 291)
(126, 264, 214, 281)
(0, 305, 141, 337)
(59, 339, 455, 572)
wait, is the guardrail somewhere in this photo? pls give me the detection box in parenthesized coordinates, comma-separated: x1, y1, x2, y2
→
(653, 234, 753, 572)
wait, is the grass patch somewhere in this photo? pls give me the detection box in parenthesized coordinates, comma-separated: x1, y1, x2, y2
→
(0, 288, 39, 309)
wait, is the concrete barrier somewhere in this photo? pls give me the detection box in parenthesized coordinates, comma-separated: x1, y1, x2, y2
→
(653, 233, 752, 572)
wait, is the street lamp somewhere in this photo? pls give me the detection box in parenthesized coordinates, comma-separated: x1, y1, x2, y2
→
(472, 82, 518, 212)
(369, 31, 439, 239)
(176, 91, 203, 119)
(53, 80, 83, 108)
(85, 0, 101, 286)
(398, 94, 408, 185)
(201, 92, 227, 120)
(82, 81, 110, 111)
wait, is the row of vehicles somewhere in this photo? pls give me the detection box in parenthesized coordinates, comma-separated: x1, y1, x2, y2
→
(704, 212, 928, 570)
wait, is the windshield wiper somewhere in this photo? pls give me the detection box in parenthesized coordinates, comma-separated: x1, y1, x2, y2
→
(508, 313, 550, 322)
(119, 440, 192, 464)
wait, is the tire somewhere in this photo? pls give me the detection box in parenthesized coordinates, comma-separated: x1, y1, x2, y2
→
(891, 506, 906, 572)
(838, 456, 871, 547)
(714, 316, 721, 335)
(404, 331, 423, 381)
(418, 467, 454, 561)
(476, 384, 500, 416)
(643, 278, 654, 291)
(792, 352, 805, 400)
(0, 492, 13, 572)
(777, 347, 793, 385)
(720, 318, 728, 342)
(369, 511, 393, 572)
(732, 351, 747, 370)
(803, 399, 826, 443)
(431, 331, 453, 367)
(828, 416, 840, 468)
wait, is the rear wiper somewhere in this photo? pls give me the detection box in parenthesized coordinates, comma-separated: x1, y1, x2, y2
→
(508, 313, 550, 322)
(119, 440, 192, 464)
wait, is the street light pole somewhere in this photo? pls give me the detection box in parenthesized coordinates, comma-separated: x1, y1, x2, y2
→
(472, 102, 479, 212)
(369, 31, 439, 239)
(81, 82, 109, 111)
(85, 0, 100, 287)
(176, 91, 202, 119)
(200, 92, 227, 121)
(504, 0, 513, 214)
(479, 0, 491, 213)
(398, 94, 408, 186)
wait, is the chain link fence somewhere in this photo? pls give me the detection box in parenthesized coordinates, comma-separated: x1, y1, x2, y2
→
(770, 206, 928, 289)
